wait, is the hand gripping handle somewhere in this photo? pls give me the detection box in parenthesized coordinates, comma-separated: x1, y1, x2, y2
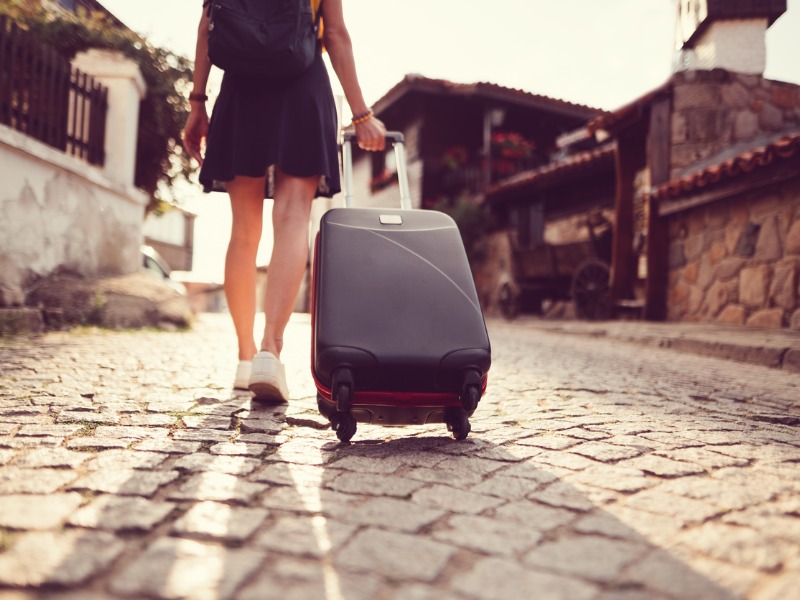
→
(341, 131, 411, 209)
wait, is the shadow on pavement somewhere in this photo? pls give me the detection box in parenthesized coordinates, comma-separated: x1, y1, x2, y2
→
(0, 387, 741, 600)
(228, 429, 744, 600)
(1, 315, 796, 599)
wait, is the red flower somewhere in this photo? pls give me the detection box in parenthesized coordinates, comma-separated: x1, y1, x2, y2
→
(491, 131, 536, 159)
(441, 146, 469, 170)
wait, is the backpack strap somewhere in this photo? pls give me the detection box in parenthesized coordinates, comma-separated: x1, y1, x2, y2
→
(313, 1, 323, 37)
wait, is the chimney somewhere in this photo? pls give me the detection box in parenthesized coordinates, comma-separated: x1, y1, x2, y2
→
(673, 0, 787, 74)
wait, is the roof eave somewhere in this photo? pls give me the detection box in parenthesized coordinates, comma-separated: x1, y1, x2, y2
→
(486, 145, 616, 203)
(371, 75, 606, 121)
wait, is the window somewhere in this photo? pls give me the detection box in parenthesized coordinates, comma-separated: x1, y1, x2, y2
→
(516, 202, 544, 248)
(370, 149, 398, 192)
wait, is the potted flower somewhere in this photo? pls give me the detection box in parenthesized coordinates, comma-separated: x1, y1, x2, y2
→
(491, 131, 536, 159)
(440, 146, 469, 171)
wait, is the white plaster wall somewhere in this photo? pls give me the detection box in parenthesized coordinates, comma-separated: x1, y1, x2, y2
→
(350, 156, 378, 208)
(351, 157, 423, 209)
(543, 208, 615, 245)
(680, 19, 768, 74)
(144, 209, 186, 246)
(0, 124, 148, 304)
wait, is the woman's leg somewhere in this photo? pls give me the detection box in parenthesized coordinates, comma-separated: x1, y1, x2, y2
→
(225, 175, 266, 361)
(259, 169, 318, 358)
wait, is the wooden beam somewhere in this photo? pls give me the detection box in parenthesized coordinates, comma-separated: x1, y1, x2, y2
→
(482, 108, 493, 189)
(644, 97, 671, 321)
(648, 98, 671, 188)
(610, 128, 644, 301)
(644, 196, 668, 320)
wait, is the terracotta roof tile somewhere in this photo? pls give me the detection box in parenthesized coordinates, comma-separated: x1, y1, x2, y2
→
(372, 74, 606, 119)
(651, 132, 800, 201)
(486, 144, 616, 200)
(587, 80, 671, 135)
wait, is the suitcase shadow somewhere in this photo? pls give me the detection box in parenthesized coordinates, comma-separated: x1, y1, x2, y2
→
(244, 432, 742, 599)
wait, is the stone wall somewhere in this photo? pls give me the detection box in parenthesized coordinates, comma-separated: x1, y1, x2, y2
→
(666, 176, 800, 329)
(671, 70, 800, 179)
(472, 230, 515, 316)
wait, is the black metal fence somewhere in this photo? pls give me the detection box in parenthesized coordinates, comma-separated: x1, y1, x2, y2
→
(0, 15, 107, 165)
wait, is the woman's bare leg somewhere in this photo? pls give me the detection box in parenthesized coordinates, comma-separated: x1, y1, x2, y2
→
(259, 169, 318, 359)
(225, 175, 266, 361)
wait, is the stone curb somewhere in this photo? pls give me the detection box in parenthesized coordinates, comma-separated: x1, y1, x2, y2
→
(0, 308, 45, 335)
(507, 318, 800, 373)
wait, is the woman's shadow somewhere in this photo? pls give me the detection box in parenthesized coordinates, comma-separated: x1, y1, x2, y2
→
(227, 417, 742, 600)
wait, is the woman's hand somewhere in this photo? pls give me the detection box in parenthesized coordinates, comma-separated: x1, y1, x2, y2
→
(355, 115, 387, 152)
(183, 105, 209, 165)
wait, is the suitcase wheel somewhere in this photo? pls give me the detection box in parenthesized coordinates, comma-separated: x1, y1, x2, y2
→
(461, 384, 480, 414)
(446, 409, 471, 441)
(332, 369, 354, 413)
(460, 370, 482, 413)
(331, 411, 357, 443)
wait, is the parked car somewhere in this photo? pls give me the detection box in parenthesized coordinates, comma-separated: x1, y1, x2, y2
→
(140, 245, 186, 295)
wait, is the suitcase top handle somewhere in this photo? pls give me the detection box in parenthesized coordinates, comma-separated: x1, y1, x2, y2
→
(341, 130, 411, 210)
(342, 131, 404, 144)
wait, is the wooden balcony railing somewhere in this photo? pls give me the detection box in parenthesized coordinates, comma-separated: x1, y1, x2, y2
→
(430, 156, 545, 199)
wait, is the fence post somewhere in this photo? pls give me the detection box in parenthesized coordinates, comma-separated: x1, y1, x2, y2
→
(72, 49, 146, 188)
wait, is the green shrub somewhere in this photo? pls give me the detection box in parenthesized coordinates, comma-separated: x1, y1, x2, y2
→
(431, 193, 494, 261)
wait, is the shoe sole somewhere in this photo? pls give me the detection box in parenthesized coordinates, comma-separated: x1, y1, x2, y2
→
(249, 380, 288, 404)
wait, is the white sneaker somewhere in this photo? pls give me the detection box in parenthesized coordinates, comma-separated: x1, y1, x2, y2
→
(233, 360, 252, 390)
(249, 351, 289, 403)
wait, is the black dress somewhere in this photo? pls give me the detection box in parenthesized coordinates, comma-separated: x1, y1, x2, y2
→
(199, 43, 341, 199)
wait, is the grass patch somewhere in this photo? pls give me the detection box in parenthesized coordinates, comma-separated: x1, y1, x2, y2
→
(0, 529, 18, 552)
(261, 446, 280, 460)
(77, 490, 100, 504)
(72, 422, 100, 437)
(168, 411, 201, 419)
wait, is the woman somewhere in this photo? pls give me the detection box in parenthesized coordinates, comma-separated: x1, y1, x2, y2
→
(182, 0, 386, 402)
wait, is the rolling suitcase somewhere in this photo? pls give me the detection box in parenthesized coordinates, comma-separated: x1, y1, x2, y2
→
(311, 131, 491, 442)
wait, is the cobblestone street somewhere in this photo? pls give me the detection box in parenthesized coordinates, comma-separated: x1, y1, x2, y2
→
(1, 313, 799, 600)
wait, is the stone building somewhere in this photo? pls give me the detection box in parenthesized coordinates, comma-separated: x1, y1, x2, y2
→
(481, 0, 800, 329)
(647, 1, 800, 329)
(342, 74, 603, 211)
(654, 112, 800, 329)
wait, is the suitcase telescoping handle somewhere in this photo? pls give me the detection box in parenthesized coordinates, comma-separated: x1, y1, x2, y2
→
(342, 130, 412, 210)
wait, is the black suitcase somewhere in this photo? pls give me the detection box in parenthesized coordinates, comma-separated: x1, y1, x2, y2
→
(311, 131, 491, 442)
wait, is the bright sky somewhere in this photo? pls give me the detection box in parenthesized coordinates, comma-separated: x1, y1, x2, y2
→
(101, 0, 800, 281)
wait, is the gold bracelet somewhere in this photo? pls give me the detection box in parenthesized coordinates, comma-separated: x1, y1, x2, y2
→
(351, 110, 373, 125)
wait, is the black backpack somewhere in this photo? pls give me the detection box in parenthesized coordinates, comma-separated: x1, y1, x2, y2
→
(207, 0, 321, 78)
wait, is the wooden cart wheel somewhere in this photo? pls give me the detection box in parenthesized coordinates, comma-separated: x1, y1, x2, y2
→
(571, 259, 612, 320)
(498, 282, 520, 320)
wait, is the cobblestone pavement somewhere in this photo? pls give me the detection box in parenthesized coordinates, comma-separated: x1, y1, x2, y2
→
(1, 313, 799, 600)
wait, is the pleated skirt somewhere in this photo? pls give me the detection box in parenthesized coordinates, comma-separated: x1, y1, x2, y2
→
(199, 50, 341, 199)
